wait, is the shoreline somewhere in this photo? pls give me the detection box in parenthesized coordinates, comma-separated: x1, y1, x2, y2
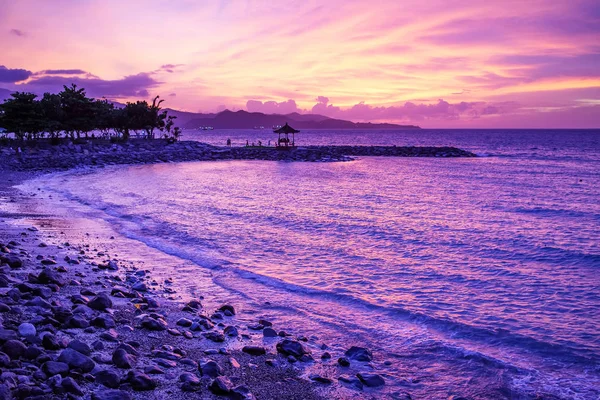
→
(1, 139, 476, 171)
(0, 166, 387, 399)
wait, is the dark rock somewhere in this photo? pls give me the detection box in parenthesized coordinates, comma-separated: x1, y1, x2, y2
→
(68, 340, 92, 356)
(276, 339, 309, 358)
(231, 385, 256, 400)
(25, 296, 52, 308)
(58, 348, 95, 373)
(345, 346, 373, 361)
(203, 331, 225, 342)
(176, 318, 192, 327)
(224, 325, 238, 337)
(338, 374, 363, 390)
(65, 314, 90, 328)
(338, 357, 350, 367)
(88, 293, 112, 311)
(179, 372, 201, 385)
(140, 316, 167, 331)
(61, 376, 83, 395)
(263, 327, 278, 337)
(321, 352, 332, 360)
(37, 268, 65, 286)
(42, 333, 62, 350)
(209, 376, 233, 395)
(151, 350, 181, 360)
(112, 348, 135, 369)
(199, 359, 222, 378)
(92, 315, 116, 329)
(309, 374, 333, 384)
(0, 352, 9, 367)
(24, 345, 43, 360)
(42, 361, 70, 377)
(92, 389, 132, 400)
(1, 254, 23, 269)
(132, 282, 147, 292)
(117, 343, 139, 356)
(0, 329, 17, 343)
(2, 339, 27, 359)
(95, 369, 121, 388)
(144, 365, 164, 375)
(242, 346, 266, 356)
(218, 304, 235, 315)
(126, 370, 157, 391)
(357, 372, 385, 387)
(100, 329, 119, 342)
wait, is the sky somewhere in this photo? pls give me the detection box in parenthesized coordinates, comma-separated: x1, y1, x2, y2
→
(0, 0, 599, 128)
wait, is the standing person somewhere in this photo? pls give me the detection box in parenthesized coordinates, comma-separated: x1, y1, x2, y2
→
(246, 140, 249, 147)
(226, 138, 231, 147)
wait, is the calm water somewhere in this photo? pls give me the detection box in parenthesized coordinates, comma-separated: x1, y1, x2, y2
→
(20, 130, 600, 399)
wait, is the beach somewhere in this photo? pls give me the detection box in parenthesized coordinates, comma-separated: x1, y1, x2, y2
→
(0, 169, 340, 400)
(0, 129, 599, 400)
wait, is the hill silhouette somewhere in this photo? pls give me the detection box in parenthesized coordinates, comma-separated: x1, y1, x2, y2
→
(168, 109, 420, 130)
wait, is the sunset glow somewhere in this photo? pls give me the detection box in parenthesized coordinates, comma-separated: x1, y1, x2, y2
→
(1, 0, 599, 127)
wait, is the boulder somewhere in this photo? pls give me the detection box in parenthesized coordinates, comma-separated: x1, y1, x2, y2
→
(112, 348, 135, 369)
(42, 361, 70, 377)
(242, 346, 266, 356)
(58, 348, 95, 373)
(345, 346, 373, 361)
(18, 323, 36, 337)
(276, 340, 309, 358)
(88, 293, 112, 311)
(95, 369, 121, 388)
(357, 372, 385, 387)
(2, 339, 27, 360)
(126, 371, 157, 391)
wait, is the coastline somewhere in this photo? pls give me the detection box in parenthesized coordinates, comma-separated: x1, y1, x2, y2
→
(1, 139, 476, 171)
(0, 163, 386, 399)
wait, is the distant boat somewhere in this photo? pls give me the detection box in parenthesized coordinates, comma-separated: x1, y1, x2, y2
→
(197, 126, 214, 131)
(272, 125, 282, 129)
(253, 126, 265, 130)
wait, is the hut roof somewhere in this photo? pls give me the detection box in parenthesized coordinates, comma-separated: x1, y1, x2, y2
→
(274, 122, 299, 134)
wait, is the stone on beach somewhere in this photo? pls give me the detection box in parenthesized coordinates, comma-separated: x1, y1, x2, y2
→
(140, 316, 168, 331)
(88, 293, 113, 311)
(18, 323, 36, 337)
(58, 348, 95, 373)
(276, 339, 310, 358)
(345, 346, 373, 361)
(42, 361, 70, 377)
(126, 370, 157, 391)
(95, 369, 121, 388)
(112, 348, 135, 369)
(357, 372, 385, 387)
(242, 346, 267, 356)
(209, 376, 233, 395)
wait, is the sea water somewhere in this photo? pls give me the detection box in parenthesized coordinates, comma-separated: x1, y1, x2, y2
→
(18, 129, 600, 399)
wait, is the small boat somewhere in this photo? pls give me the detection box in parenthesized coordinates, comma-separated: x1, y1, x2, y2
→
(197, 126, 214, 131)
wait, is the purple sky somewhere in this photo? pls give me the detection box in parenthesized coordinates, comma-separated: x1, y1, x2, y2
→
(1, 0, 599, 127)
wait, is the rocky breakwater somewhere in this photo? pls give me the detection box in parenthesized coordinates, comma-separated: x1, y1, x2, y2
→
(0, 224, 393, 399)
(0, 139, 476, 171)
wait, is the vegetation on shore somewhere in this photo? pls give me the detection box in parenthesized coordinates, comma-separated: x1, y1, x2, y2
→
(0, 85, 181, 143)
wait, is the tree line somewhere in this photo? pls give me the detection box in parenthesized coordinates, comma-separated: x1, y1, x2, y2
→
(0, 84, 181, 142)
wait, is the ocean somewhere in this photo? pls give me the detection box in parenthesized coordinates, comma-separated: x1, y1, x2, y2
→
(17, 129, 600, 399)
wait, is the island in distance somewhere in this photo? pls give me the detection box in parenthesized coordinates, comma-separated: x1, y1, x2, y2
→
(165, 109, 421, 130)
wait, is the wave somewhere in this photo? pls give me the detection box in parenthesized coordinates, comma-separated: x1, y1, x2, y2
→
(24, 167, 600, 370)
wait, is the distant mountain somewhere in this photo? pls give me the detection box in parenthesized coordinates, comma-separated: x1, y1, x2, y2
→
(178, 109, 420, 130)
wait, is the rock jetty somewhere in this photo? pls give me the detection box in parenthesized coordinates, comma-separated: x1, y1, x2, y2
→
(0, 139, 476, 171)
